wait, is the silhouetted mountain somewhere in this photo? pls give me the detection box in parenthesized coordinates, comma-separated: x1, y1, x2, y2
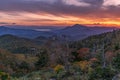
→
(0, 25, 118, 41)
(54, 24, 117, 40)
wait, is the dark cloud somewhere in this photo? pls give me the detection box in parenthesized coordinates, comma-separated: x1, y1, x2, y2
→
(0, 0, 103, 13)
(0, 22, 16, 25)
(83, 0, 104, 7)
(0, 22, 9, 24)
(0, 0, 119, 19)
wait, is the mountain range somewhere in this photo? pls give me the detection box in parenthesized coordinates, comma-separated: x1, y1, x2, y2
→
(0, 26, 54, 39)
(0, 24, 118, 40)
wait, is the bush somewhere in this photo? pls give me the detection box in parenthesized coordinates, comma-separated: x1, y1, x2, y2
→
(54, 64, 64, 73)
(113, 53, 120, 71)
(35, 50, 49, 68)
(19, 61, 29, 70)
(89, 67, 115, 80)
(0, 71, 10, 80)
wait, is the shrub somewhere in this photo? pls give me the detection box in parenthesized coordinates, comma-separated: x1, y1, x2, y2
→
(89, 67, 115, 80)
(0, 71, 10, 80)
(35, 50, 48, 68)
(113, 53, 120, 71)
(54, 64, 64, 73)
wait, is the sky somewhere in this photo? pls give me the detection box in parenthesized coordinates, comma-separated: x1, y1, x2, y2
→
(0, 0, 120, 26)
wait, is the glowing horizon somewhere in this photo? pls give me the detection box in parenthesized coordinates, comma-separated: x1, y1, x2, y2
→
(0, 0, 120, 27)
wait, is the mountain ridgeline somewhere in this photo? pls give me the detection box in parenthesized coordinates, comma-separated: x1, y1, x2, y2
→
(0, 26, 54, 39)
(0, 24, 117, 40)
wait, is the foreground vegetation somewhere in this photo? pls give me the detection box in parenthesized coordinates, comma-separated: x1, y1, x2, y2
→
(1, 30, 120, 80)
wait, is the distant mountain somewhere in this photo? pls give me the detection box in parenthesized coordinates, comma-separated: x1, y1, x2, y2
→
(54, 24, 117, 40)
(0, 25, 118, 41)
(0, 26, 54, 39)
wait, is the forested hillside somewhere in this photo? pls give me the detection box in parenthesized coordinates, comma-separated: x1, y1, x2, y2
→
(1, 30, 120, 80)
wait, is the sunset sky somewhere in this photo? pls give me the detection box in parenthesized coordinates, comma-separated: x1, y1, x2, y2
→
(0, 0, 120, 26)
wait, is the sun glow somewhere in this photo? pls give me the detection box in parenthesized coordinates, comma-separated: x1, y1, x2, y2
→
(0, 0, 120, 27)
(0, 12, 120, 27)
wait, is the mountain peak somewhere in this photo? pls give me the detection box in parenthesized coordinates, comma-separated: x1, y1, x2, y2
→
(72, 24, 87, 28)
(62, 24, 88, 31)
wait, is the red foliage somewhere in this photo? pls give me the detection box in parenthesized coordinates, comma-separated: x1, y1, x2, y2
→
(77, 48, 90, 59)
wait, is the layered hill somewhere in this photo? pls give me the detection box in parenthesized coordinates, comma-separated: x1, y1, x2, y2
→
(0, 25, 117, 40)
(54, 24, 117, 40)
(0, 34, 41, 54)
(0, 26, 54, 39)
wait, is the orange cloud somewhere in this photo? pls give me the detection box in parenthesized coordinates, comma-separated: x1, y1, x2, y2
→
(0, 0, 120, 27)
(0, 11, 120, 27)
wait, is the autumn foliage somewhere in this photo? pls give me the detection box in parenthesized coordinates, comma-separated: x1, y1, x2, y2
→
(54, 64, 64, 73)
(77, 48, 90, 60)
